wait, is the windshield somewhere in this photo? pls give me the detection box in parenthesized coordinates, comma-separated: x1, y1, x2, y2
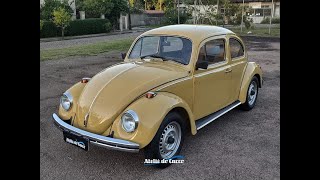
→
(128, 36, 192, 65)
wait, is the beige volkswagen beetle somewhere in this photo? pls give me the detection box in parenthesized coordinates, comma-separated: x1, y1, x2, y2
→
(53, 25, 262, 167)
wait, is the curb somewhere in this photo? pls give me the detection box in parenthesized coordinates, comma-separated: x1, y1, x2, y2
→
(40, 29, 151, 43)
(239, 35, 280, 40)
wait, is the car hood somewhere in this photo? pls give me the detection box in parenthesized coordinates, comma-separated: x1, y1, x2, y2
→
(75, 61, 188, 134)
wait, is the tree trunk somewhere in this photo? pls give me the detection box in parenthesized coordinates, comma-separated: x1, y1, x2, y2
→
(62, 27, 64, 40)
(128, 0, 132, 30)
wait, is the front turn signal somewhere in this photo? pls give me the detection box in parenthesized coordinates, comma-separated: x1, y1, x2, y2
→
(81, 77, 91, 83)
(145, 92, 157, 99)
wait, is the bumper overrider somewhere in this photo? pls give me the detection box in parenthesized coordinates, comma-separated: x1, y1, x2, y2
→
(52, 113, 140, 153)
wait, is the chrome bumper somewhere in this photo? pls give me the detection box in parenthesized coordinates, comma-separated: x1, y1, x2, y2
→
(52, 113, 139, 153)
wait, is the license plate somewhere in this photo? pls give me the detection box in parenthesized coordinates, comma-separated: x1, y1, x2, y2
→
(63, 131, 89, 151)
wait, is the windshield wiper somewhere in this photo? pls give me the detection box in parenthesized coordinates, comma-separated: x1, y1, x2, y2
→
(140, 54, 167, 60)
(140, 54, 185, 65)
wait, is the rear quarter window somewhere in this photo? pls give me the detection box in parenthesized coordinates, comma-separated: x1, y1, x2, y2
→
(229, 38, 244, 59)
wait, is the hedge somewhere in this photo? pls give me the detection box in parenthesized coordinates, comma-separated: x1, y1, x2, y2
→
(260, 17, 280, 24)
(40, 18, 112, 38)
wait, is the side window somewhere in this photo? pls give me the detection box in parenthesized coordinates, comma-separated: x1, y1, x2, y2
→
(229, 38, 244, 59)
(197, 39, 225, 65)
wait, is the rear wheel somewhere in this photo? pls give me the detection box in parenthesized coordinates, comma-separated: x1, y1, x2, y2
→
(144, 112, 186, 168)
(240, 76, 259, 111)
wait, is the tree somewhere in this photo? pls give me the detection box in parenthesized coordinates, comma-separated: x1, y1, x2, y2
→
(108, 0, 128, 29)
(52, 7, 72, 39)
(40, 20, 44, 31)
(40, 0, 73, 20)
(82, 0, 114, 18)
(163, 0, 191, 24)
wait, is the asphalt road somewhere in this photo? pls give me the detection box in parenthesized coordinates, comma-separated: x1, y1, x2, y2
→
(40, 36, 280, 179)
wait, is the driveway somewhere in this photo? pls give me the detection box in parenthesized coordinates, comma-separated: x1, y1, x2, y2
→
(40, 36, 280, 179)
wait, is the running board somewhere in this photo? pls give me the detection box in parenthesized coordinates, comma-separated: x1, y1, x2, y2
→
(196, 100, 241, 130)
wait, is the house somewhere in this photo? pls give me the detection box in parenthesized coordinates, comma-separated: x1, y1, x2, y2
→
(231, 0, 280, 23)
(180, 0, 280, 24)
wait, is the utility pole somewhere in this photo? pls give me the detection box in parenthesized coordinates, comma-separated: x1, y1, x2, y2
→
(268, 0, 274, 34)
(216, 0, 220, 26)
(178, 0, 180, 24)
(240, 0, 244, 32)
(194, 0, 197, 24)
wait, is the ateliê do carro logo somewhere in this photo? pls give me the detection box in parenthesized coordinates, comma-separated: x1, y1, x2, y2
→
(144, 155, 185, 166)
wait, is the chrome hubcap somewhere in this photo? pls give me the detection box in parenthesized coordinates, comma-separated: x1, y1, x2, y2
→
(248, 81, 257, 106)
(159, 121, 181, 159)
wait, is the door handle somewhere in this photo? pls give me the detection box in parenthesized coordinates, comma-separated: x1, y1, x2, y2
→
(225, 68, 232, 73)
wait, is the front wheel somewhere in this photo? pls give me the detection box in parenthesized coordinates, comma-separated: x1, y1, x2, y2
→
(144, 112, 186, 168)
(240, 76, 259, 111)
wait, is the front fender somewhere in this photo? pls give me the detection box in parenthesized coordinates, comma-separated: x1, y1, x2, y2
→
(58, 82, 86, 120)
(239, 62, 263, 103)
(110, 92, 196, 149)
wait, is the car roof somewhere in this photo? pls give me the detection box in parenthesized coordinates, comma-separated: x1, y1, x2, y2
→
(141, 24, 235, 44)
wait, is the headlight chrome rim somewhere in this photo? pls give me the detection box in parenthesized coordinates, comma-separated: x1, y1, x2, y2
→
(60, 91, 73, 111)
(121, 110, 139, 133)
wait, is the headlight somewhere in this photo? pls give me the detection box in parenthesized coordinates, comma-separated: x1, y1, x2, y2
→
(121, 110, 139, 133)
(60, 92, 73, 111)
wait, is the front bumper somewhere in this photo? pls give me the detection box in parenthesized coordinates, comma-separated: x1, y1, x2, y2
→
(52, 113, 140, 153)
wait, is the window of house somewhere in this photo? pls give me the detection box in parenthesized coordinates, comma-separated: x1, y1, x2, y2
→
(198, 39, 225, 65)
(229, 38, 244, 59)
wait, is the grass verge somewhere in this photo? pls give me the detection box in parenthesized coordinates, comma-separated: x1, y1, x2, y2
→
(40, 38, 135, 61)
(227, 26, 280, 37)
(144, 24, 280, 37)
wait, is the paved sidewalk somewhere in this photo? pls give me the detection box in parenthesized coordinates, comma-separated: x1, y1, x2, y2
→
(40, 27, 150, 50)
(40, 31, 144, 50)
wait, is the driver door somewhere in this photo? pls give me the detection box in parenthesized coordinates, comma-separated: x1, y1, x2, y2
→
(193, 36, 232, 120)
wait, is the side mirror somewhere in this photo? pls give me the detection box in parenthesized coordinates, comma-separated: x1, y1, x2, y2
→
(196, 61, 208, 70)
(121, 52, 127, 60)
(163, 41, 171, 46)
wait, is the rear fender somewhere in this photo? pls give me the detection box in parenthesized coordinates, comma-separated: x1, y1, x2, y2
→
(239, 62, 263, 103)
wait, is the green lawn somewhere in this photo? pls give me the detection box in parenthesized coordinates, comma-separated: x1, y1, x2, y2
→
(227, 26, 280, 37)
(40, 38, 135, 61)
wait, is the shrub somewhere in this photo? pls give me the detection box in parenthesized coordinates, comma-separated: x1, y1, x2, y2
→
(104, 22, 112, 32)
(40, 18, 113, 38)
(163, 9, 191, 25)
(261, 17, 280, 24)
(272, 17, 280, 24)
(66, 18, 112, 36)
(40, 20, 58, 38)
